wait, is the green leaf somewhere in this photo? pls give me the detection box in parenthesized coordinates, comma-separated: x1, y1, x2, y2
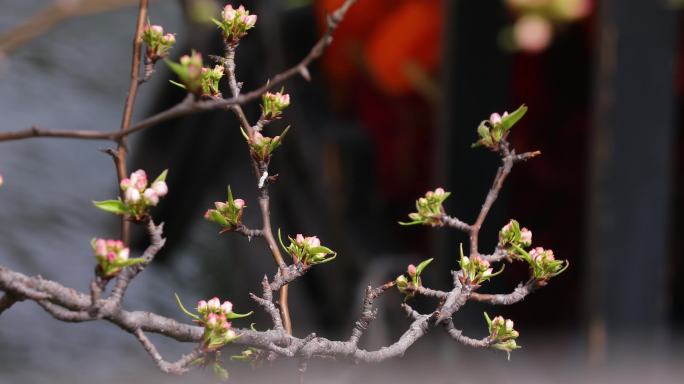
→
(311, 252, 336, 264)
(93, 199, 128, 215)
(115, 257, 146, 268)
(501, 104, 528, 131)
(550, 259, 570, 277)
(174, 293, 201, 321)
(168, 79, 187, 90)
(209, 210, 229, 226)
(227, 185, 234, 203)
(484, 312, 493, 328)
(415, 258, 434, 277)
(225, 310, 253, 320)
(213, 363, 229, 382)
(154, 169, 168, 183)
(240, 126, 250, 141)
(211, 17, 223, 28)
(477, 121, 490, 138)
(398, 220, 423, 226)
(308, 246, 333, 255)
(277, 228, 289, 255)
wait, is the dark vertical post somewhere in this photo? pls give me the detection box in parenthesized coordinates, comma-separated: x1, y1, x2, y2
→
(586, 0, 678, 361)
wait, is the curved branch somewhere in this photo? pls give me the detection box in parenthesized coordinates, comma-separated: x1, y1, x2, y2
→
(469, 279, 538, 305)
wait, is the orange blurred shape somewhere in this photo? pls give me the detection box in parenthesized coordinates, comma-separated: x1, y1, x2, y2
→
(316, 0, 443, 96)
(364, 1, 442, 95)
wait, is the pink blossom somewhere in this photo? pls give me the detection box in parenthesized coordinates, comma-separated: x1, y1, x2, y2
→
(162, 33, 175, 44)
(120, 178, 132, 191)
(207, 297, 221, 311)
(501, 219, 514, 234)
(197, 300, 208, 313)
(220, 300, 233, 314)
(305, 236, 321, 248)
(204, 209, 213, 219)
(118, 248, 130, 261)
(241, 14, 257, 28)
(520, 228, 532, 245)
(252, 131, 264, 145)
(150, 25, 163, 35)
(106, 252, 116, 262)
(295, 234, 305, 244)
(222, 5, 236, 21)
(125, 187, 141, 204)
(95, 239, 107, 256)
(434, 187, 445, 196)
(214, 202, 227, 211)
(233, 199, 245, 209)
(407, 264, 417, 277)
(151, 180, 168, 197)
(129, 169, 148, 191)
(505, 319, 514, 331)
(207, 313, 219, 328)
(143, 189, 159, 206)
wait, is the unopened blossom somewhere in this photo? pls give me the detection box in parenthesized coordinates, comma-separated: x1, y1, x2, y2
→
(204, 186, 247, 230)
(197, 300, 208, 314)
(233, 199, 245, 209)
(221, 300, 233, 314)
(400, 188, 451, 226)
(124, 187, 141, 204)
(284, 233, 336, 265)
(143, 188, 159, 206)
(261, 90, 290, 119)
(207, 297, 221, 312)
(216, 4, 257, 41)
(489, 111, 509, 125)
(520, 227, 532, 246)
(91, 238, 142, 277)
(407, 264, 417, 277)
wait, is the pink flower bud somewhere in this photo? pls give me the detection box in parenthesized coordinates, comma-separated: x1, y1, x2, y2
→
(220, 300, 233, 314)
(434, 187, 445, 196)
(501, 219, 514, 234)
(222, 5, 236, 21)
(233, 199, 245, 209)
(505, 319, 514, 331)
(162, 33, 175, 44)
(520, 228, 532, 245)
(490, 113, 502, 125)
(151, 180, 168, 197)
(118, 248, 130, 261)
(120, 178, 132, 191)
(143, 188, 159, 206)
(222, 320, 231, 331)
(94, 239, 107, 256)
(129, 169, 148, 191)
(407, 264, 417, 277)
(125, 187, 141, 204)
(207, 297, 221, 312)
(277, 93, 289, 106)
(306, 236, 321, 248)
(204, 209, 213, 219)
(241, 14, 257, 28)
(226, 329, 237, 338)
(197, 300, 208, 313)
(295, 234, 305, 244)
(207, 313, 218, 328)
(150, 25, 163, 35)
(106, 251, 116, 262)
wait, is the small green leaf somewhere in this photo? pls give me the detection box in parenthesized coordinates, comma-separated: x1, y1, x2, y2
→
(227, 185, 234, 203)
(308, 246, 333, 255)
(484, 312, 493, 328)
(398, 220, 423, 226)
(213, 363, 229, 382)
(209, 210, 229, 226)
(93, 199, 128, 215)
(240, 127, 249, 141)
(210, 17, 223, 28)
(174, 293, 201, 321)
(225, 310, 253, 320)
(154, 169, 168, 183)
(168, 79, 187, 90)
(501, 104, 528, 131)
(415, 258, 434, 276)
(116, 257, 146, 268)
(277, 228, 289, 255)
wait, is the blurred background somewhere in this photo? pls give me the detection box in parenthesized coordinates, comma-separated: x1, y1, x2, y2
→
(1, 0, 683, 382)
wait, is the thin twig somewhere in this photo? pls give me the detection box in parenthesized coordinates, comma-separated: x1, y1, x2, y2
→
(116, 0, 149, 244)
(469, 279, 537, 305)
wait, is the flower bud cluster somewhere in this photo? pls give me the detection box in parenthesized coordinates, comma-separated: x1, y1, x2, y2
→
(201, 65, 225, 97)
(281, 232, 336, 265)
(204, 186, 245, 231)
(213, 4, 257, 42)
(399, 188, 450, 226)
(167, 50, 204, 96)
(459, 250, 502, 285)
(196, 297, 241, 350)
(526, 247, 568, 280)
(498, 219, 533, 250)
(395, 258, 433, 299)
(242, 126, 290, 162)
(120, 169, 168, 220)
(484, 312, 520, 359)
(261, 90, 290, 120)
(473, 105, 527, 150)
(91, 238, 144, 277)
(142, 23, 175, 63)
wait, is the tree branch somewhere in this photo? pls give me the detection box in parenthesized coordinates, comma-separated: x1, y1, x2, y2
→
(469, 279, 538, 305)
